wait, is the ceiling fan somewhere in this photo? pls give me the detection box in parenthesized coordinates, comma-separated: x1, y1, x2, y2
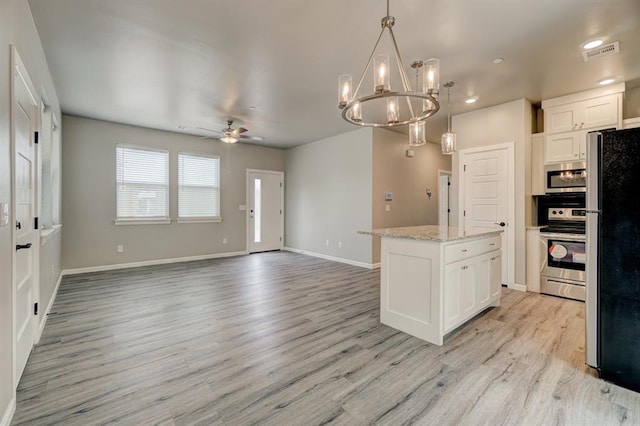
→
(196, 120, 265, 144)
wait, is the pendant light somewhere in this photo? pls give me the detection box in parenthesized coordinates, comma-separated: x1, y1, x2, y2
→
(408, 61, 427, 146)
(441, 81, 456, 154)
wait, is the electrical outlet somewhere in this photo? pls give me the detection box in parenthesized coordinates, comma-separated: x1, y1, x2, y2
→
(223, 237, 228, 244)
(117, 245, 124, 253)
(338, 241, 342, 248)
(325, 240, 329, 246)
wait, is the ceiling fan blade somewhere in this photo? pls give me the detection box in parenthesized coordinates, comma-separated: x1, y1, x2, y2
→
(233, 127, 249, 135)
(238, 135, 265, 142)
(195, 126, 223, 134)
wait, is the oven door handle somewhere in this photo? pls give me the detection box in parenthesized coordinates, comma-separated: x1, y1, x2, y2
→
(540, 237, 547, 273)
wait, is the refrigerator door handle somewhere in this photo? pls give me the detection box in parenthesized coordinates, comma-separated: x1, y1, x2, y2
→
(585, 131, 600, 368)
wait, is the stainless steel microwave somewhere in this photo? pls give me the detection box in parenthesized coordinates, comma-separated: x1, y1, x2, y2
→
(544, 162, 587, 193)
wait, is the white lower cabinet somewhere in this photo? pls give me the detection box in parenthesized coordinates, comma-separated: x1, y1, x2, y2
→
(380, 233, 502, 346)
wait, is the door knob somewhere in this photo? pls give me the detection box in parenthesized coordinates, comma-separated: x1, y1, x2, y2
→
(494, 222, 506, 227)
(16, 243, 32, 251)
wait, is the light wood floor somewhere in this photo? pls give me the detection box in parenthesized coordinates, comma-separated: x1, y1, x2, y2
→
(12, 251, 640, 425)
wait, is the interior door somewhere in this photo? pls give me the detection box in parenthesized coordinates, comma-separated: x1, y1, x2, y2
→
(12, 47, 39, 385)
(463, 147, 510, 285)
(248, 170, 283, 253)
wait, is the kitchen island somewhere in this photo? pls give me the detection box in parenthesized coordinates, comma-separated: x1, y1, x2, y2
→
(360, 225, 503, 345)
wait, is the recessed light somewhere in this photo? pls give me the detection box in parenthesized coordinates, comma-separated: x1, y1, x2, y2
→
(598, 77, 616, 86)
(583, 39, 603, 50)
(465, 97, 478, 104)
(492, 57, 504, 64)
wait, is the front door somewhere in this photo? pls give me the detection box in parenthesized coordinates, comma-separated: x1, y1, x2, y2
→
(462, 145, 512, 286)
(248, 170, 283, 253)
(12, 47, 39, 385)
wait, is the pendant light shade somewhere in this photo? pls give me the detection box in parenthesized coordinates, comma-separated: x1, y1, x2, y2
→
(441, 81, 456, 155)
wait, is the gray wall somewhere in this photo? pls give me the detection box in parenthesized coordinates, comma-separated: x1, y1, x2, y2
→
(450, 99, 532, 288)
(285, 128, 373, 265)
(0, 0, 62, 420)
(371, 128, 452, 263)
(61, 115, 285, 270)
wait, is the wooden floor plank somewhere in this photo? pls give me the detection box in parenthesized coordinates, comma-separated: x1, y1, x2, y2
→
(12, 251, 640, 425)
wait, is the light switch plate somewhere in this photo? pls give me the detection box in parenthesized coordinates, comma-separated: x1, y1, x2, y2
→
(0, 203, 8, 227)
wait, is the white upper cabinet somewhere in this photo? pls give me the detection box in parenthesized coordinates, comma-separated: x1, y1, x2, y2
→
(546, 94, 619, 134)
(541, 83, 624, 164)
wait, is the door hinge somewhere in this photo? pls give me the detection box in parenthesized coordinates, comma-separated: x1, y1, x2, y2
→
(464, 210, 466, 217)
(280, 182, 283, 187)
(463, 165, 467, 172)
(34, 216, 38, 229)
(34, 302, 38, 315)
(280, 209, 282, 214)
(448, 209, 451, 213)
(280, 237, 282, 241)
(34, 131, 39, 144)
(448, 182, 451, 186)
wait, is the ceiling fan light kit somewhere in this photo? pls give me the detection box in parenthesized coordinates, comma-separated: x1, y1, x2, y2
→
(195, 119, 265, 144)
(337, 0, 441, 129)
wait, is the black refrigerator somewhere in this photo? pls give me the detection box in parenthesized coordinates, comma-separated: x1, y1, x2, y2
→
(586, 127, 640, 392)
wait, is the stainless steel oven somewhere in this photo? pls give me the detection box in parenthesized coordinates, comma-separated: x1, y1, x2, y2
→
(545, 162, 587, 194)
(539, 207, 586, 301)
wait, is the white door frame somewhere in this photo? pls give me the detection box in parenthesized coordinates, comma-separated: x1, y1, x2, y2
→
(458, 142, 515, 288)
(245, 169, 284, 252)
(438, 169, 452, 227)
(11, 46, 40, 387)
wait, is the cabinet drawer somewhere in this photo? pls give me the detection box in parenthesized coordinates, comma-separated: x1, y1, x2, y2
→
(471, 235, 501, 255)
(444, 241, 476, 263)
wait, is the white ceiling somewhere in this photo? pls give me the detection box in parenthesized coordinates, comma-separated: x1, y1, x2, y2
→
(28, 0, 640, 149)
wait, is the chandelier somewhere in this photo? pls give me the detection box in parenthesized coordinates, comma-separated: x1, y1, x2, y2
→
(338, 0, 440, 128)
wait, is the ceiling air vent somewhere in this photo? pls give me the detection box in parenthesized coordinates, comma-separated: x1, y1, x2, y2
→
(582, 41, 620, 62)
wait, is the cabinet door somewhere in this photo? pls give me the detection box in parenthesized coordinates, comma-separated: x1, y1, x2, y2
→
(477, 253, 492, 306)
(545, 132, 580, 163)
(531, 134, 545, 195)
(490, 251, 503, 299)
(581, 94, 619, 130)
(546, 104, 577, 134)
(443, 261, 463, 332)
(444, 259, 477, 332)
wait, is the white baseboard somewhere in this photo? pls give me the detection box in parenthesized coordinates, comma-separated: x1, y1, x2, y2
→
(1, 396, 15, 426)
(62, 251, 248, 276)
(283, 247, 377, 269)
(509, 283, 527, 292)
(37, 271, 63, 342)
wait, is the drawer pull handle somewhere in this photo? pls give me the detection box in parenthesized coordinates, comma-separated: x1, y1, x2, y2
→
(461, 249, 468, 252)
(489, 243, 495, 246)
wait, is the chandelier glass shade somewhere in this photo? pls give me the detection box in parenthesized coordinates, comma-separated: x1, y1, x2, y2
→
(409, 121, 427, 146)
(338, 1, 440, 128)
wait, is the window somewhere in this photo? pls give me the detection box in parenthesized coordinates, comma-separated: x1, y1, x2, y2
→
(39, 104, 61, 230)
(178, 153, 220, 220)
(116, 145, 169, 222)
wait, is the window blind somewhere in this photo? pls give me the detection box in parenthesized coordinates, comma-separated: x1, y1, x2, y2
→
(116, 146, 169, 219)
(178, 153, 220, 218)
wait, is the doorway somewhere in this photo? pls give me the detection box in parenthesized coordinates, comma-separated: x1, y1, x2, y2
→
(459, 143, 515, 287)
(438, 170, 451, 227)
(247, 169, 284, 253)
(11, 46, 39, 387)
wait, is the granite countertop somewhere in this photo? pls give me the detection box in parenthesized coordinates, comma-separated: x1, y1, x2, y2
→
(358, 225, 503, 243)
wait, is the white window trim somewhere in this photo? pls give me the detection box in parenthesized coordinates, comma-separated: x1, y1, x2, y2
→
(177, 151, 221, 220)
(114, 218, 172, 226)
(176, 217, 222, 224)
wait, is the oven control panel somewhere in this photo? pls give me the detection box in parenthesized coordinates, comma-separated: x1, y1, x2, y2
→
(547, 208, 586, 221)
